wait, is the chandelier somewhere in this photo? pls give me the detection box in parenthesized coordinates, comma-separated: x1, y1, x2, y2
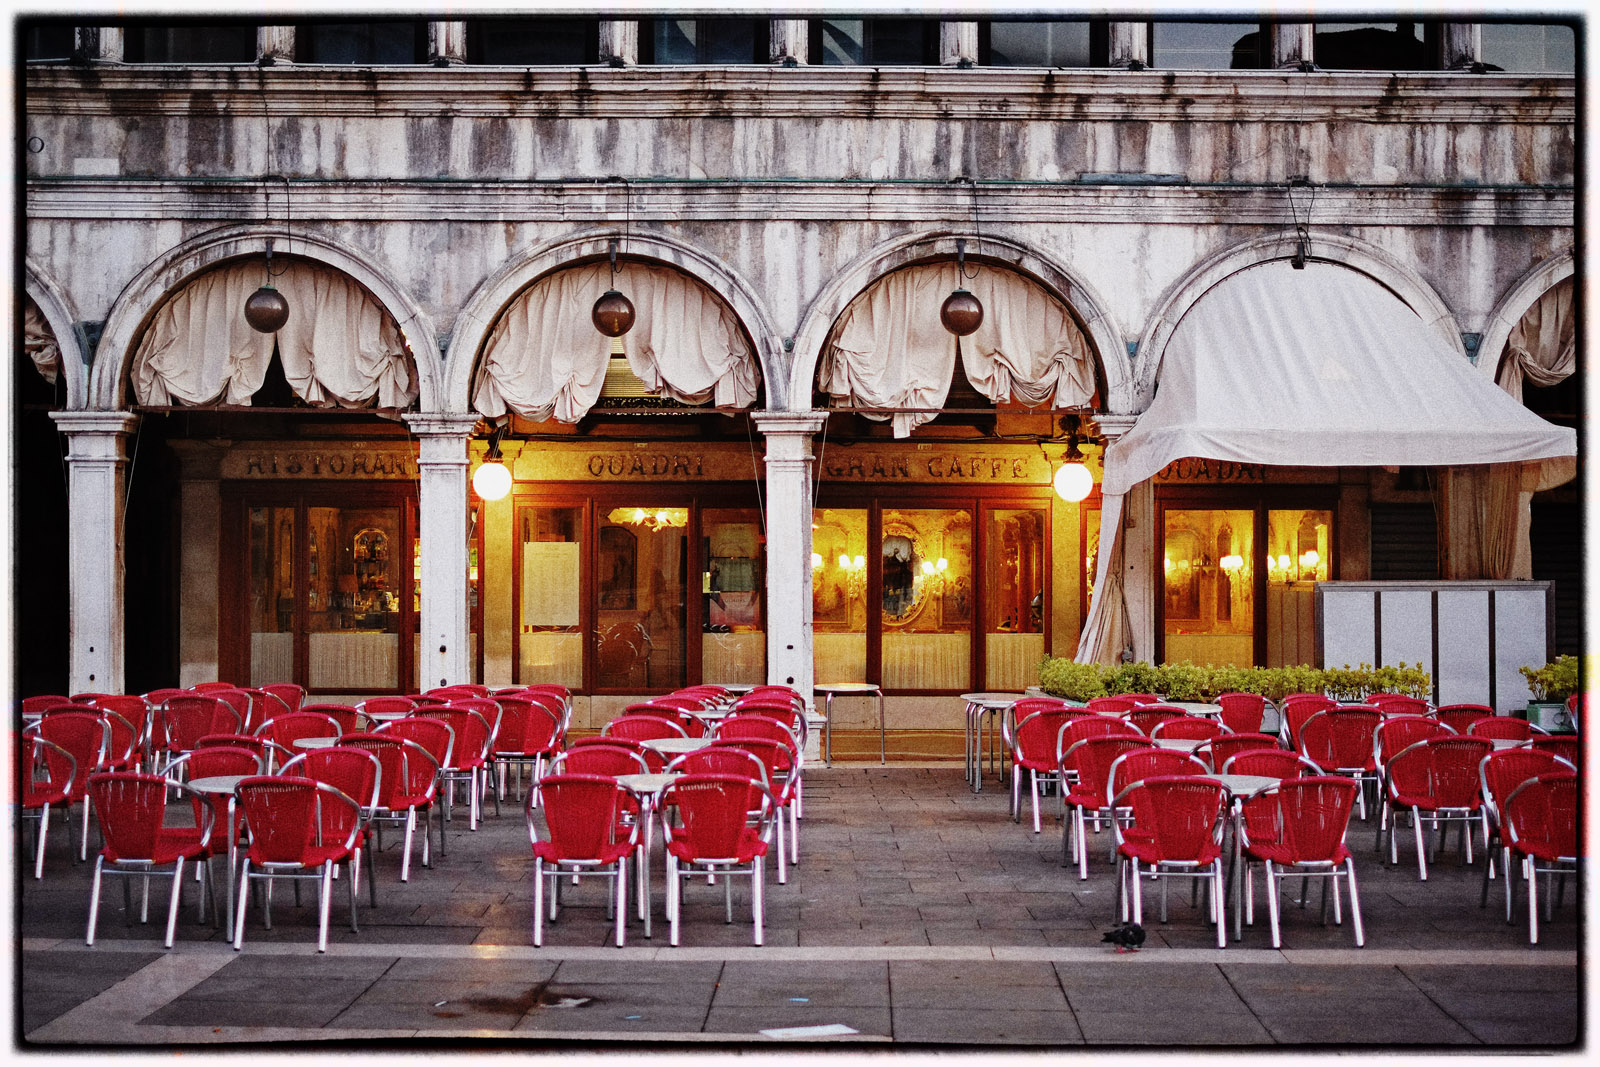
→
(608, 506, 688, 531)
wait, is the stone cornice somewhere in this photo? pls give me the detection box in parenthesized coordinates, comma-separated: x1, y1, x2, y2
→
(25, 178, 1575, 229)
(23, 66, 1575, 125)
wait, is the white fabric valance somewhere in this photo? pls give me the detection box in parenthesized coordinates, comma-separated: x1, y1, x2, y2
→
(131, 259, 416, 410)
(1102, 261, 1577, 496)
(819, 264, 1096, 437)
(1496, 276, 1574, 401)
(473, 262, 758, 423)
(23, 298, 60, 385)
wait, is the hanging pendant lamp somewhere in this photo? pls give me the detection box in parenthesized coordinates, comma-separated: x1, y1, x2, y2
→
(941, 238, 983, 336)
(245, 239, 290, 333)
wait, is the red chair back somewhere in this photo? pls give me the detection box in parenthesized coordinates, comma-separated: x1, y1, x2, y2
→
(1060, 714, 1139, 752)
(603, 715, 688, 744)
(34, 712, 110, 797)
(728, 704, 805, 741)
(1215, 692, 1267, 735)
(662, 773, 772, 862)
(1118, 693, 1164, 706)
(206, 688, 255, 731)
(534, 774, 638, 864)
(1064, 736, 1154, 804)
(88, 772, 205, 862)
(550, 743, 651, 778)
(1467, 717, 1537, 742)
(1086, 696, 1137, 715)
(429, 707, 493, 770)
(1150, 716, 1225, 742)
(1436, 704, 1495, 735)
(302, 704, 361, 735)
(163, 695, 242, 753)
(1241, 776, 1359, 864)
(21, 695, 72, 717)
(1281, 695, 1336, 745)
(1525, 736, 1580, 766)
(257, 711, 342, 750)
(1223, 748, 1321, 779)
(281, 746, 382, 818)
(1298, 708, 1382, 772)
(260, 683, 306, 714)
(668, 746, 768, 783)
(1375, 715, 1453, 765)
(623, 703, 706, 738)
(341, 732, 439, 808)
(1009, 697, 1079, 719)
(236, 776, 360, 866)
(190, 682, 238, 694)
(1195, 732, 1280, 772)
(714, 715, 797, 759)
(493, 696, 563, 757)
(1368, 693, 1430, 716)
(709, 738, 794, 803)
(1115, 776, 1227, 863)
(1011, 707, 1080, 769)
(1385, 737, 1493, 809)
(357, 696, 418, 718)
(1479, 748, 1569, 824)
(1502, 771, 1579, 861)
(1107, 748, 1207, 806)
(19, 734, 75, 808)
(427, 684, 490, 699)
(1125, 706, 1187, 737)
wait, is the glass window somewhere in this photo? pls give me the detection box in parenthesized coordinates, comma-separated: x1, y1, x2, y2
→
(518, 505, 584, 688)
(648, 18, 766, 64)
(881, 508, 972, 690)
(125, 24, 258, 63)
(1152, 21, 1264, 69)
(299, 22, 425, 64)
(1265, 509, 1331, 667)
(985, 508, 1046, 690)
(702, 509, 766, 685)
(812, 508, 869, 684)
(467, 19, 599, 65)
(1313, 22, 1427, 70)
(1481, 23, 1575, 73)
(814, 18, 936, 66)
(24, 24, 76, 61)
(985, 21, 1092, 67)
(1162, 508, 1254, 668)
(307, 506, 403, 691)
(248, 506, 296, 686)
(597, 505, 687, 689)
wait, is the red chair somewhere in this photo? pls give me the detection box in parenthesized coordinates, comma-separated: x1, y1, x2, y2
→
(141, 689, 190, 753)
(19, 734, 76, 878)
(1194, 732, 1281, 773)
(1524, 735, 1580, 766)
(659, 773, 777, 947)
(1502, 771, 1580, 944)
(1468, 717, 1544, 742)
(279, 746, 383, 906)
(1086, 696, 1137, 715)
(1436, 704, 1496, 735)
(1126, 706, 1187, 738)
(1379, 736, 1493, 880)
(1375, 715, 1453, 767)
(1296, 708, 1383, 817)
(1151, 717, 1226, 742)
(1237, 776, 1364, 948)
(206, 689, 256, 733)
(355, 695, 417, 722)
(255, 711, 343, 753)
(715, 714, 805, 823)
(427, 683, 490, 699)
(1110, 775, 1230, 948)
(190, 682, 239, 694)
(430, 706, 498, 829)
(1477, 747, 1573, 920)
(302, 704, 362, 736)
(1106, 749, 1209, 833)
(491, 695, 564, 804)
(31, 711, 110, 861)
(1215, 692, 1268, 735)
(1061, 735, 1153, 879)
(232, 775, 366, 952)
(20, 694, 73, 718)
(340, 732, 442, 881)
(260, 683, 306, 714)
(709, 737, 798, 883)
(728, 702, 808, 748)
(1222, 749, 1324, 779)
(1565, 692, 1584, 732)
(194, 733, 291, 772)
(526, 773, 640, 948)
(78, 695, 152, 769)
(549, 742, 651, 779)
(85, 772, 218, 948)
(1281, 695, 1336, 747)
(161, 695, 243, 760)
(1117, 693, 1164, 706)
(1367, 693, 1430, 717)
(1002, 707, 1080, 831)
(164, 744, 264, 878)
(47, 704, 141, 777)
(603, 715, 689, 758)
(623, 702, 708, 739)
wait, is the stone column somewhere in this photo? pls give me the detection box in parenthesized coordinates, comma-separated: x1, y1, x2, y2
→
(75, 27, 123, 63)
(170, 441, 228, 687)
(599, 21, 639, 66)
(754, 411, 828, 710)
(1440, 23, 1482, 70)
(428, 21, 467, 65)
(770, 19, 809, 64)
(940, 22, 978, 66)
(405, 414, 480, 690)
(51, 411, 139, 695)
(1107, 22, 1150, 69)
(1271, 23, 1315, 69)
(258, 26, 295, 65)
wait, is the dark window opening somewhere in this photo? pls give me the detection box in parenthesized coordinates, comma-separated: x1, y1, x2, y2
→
(297, 22, 427, 65)
(811, 18, 939, 66)
(1151, 21, 1267, 69)
(24, 23, 76, 61)
(466, 19, 599, 65)
(123, 23, 258, 63)
(979, 20, 1097, 67)
(641, 18, 768, 64)
(1312, 22, 1433, 71)
(1480, 22, 1576, 73)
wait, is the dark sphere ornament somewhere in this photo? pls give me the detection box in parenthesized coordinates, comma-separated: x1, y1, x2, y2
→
(244, 285, 290, 333)
(940, 288, 984, 336)
(592, 289, 636, 338)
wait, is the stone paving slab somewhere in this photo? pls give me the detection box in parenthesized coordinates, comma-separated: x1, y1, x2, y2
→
(14, 765, 1584, 1050)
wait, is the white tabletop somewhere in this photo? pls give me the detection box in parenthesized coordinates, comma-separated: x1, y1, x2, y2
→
(362, 710, 410, 721)
(616, 772, 680, 794)
(293, 736, 340, 749)
(961, 692, 1026, 706)
(640, 736, 706, 754)
(1162, 701, 1223, 716)
(1154, 737, 1206, 751)
(814, 683, 882, 694)
(1213, 773, 1283, 797)
(188, 774, 250, 794)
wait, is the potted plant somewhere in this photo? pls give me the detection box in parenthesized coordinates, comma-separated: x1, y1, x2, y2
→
(1518, 655, 1580, 732)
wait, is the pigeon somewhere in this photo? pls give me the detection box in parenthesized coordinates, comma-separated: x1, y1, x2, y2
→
(1102, 923, 1146, 953)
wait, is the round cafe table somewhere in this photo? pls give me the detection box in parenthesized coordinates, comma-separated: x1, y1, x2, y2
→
(640, 737, 708, 756)
(292, 736, 340, 749)
(959, 692, 1024, 793)
(187, 774, 251, 934)
(615, 771, 682, 939)
(813, 683, 886, 766)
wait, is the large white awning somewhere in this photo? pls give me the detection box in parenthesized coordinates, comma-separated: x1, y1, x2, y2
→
(1102, 261, 1577, 496)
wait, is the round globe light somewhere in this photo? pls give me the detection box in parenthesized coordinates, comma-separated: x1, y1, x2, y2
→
(1053, 461, 1095, 502)
(471, 459, 513, 501)
(244, 285, 290, 333)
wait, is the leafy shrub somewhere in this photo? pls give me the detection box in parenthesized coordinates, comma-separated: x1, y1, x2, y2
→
(1520, 655, 1581, 703)
(1035, 658, 1433, 705)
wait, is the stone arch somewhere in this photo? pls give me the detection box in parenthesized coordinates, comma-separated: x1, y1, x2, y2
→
(90, 224, 443, 411)
(1134, 233, 1465, 409)
(1477, 249, 1575, 382)
(24, 258, 89, 409)
(789, 231, 1130, 414)
(447, 229, 784, 413)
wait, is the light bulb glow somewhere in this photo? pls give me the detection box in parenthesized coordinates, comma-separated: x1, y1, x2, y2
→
(936, 557, 948, 571)
(1220, 554, 1244, 571)
(1164, 556, 1174, 573)
(839, 554, 852, 570)
(853, 555, 865, 569)
(1053, 462, 1095, 503)
(1278, 554, 1292, 572)
(471, 460, 512, 501)
(811, 552, 822, 569)
(921, 560, 935, 575)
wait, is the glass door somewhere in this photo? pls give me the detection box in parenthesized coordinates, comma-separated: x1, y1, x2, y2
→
(812, 507, 869, 684)
(880, 506, 973, 691)
(516, 503, 586, 688)
(247, 505, 297, 686)
(596, 503, 688, 690)
(702, 508, 766, 685)
(984, 506, 1048, 690)
(1265, 508, 1332, 666)
(1161, 507, 1256, 667)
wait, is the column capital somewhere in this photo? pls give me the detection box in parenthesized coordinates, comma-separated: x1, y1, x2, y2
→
(1088, 414, 1138, 442)
(403, 412, 480, 438)
(50, 410, 139, 436)
(752, 410, 828, 436)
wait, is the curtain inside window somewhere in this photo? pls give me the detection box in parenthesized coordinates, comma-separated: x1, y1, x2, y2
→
(130, 259, 416, 410)
(820, 263, 1095, 437)
(473, 261, 759, 423)
(1496, 277, 1575, 400)
(1075, 493, 1132, 665)
(23, 297, 60, 384)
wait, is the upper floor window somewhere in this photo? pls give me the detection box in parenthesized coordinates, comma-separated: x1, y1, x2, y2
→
(23, 22, 76, 61)
(1480, 23, 1575, 73)
(981, 20, 1097, 67)
(123, 23, 258, 63)
(1313, 21, 1430, 70)
(643, 18, 768, 64)
(466, 19, 599, 65)
(812, 18, 938, 66)
(297, 22, 427, 64)
(1151, 21, 1266, 69)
